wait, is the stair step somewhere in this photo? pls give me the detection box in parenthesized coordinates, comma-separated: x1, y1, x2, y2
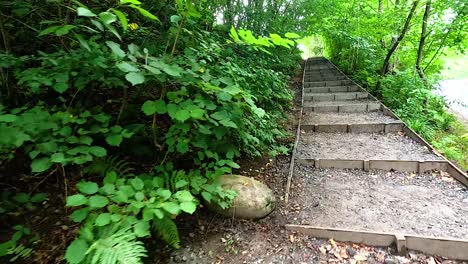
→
(304, 100, 382, 113)
(304, 92, 369, 101)
(297, 132, 443, 161)
(304, 80, 354, 87)
(304, 85, 362, 93)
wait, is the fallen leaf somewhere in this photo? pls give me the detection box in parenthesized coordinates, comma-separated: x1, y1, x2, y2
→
(289, 234, 295, 243)
(354, 254, 367, 261)
(427, 257, 436, 264)
(329, 238, 336, 247)
(319, 246, 327, 255)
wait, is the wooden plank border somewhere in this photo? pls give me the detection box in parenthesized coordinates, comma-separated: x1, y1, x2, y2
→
(285, 225, 468, 260)
(295, 158, 449, 173)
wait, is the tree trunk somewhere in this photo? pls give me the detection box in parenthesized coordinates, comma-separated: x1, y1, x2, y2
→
(380, 0, 420, 77)
(416, 0, 431, 83)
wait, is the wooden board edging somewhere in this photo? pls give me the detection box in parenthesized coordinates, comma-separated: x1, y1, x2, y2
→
(285, 225, 468, 260)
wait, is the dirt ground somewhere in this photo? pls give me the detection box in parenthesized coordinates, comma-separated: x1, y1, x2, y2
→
(289, 165, 468, 239)
(297, 132, 443, 161)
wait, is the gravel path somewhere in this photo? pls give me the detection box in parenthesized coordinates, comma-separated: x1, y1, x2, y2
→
(297, 132, 443, 160)
(289, 166, 468, 239)
(302, 112, 399, 124)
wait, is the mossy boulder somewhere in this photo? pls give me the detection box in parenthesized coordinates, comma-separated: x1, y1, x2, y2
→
(209, 174, 276, 219)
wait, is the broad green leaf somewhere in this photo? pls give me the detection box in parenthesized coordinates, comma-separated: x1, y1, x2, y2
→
(95, 213, 111, 226)
(141, 100, 167, 115)
(134, 192, 145, 201)
(120, 0, 142, 4)
(99, 12, 117, 25)
(117, 62, 139, 72)
(77, 7, 96, 17)
(31, 157, 52, 173)
(106, 134, 123, 146)
(105, 41, 126, 58)
(66, 194, 88, 207)
(153, 208, 164, 219)
(134, 221, 150, 237)
(14, 193, 29, 203)
(176, 141, 189, 153)
(88, 195, 109, 208)
(0, 114, 17, 122)
(219, 119, 238, 128)
(174, 190, 194, 202)
(77, 181, 99, 195)
(201, 191, 212, 202)
(55, 25, 76, 36)
(89, 146, 107, 157)
(180, 201, 196, 214)
(71, 208, 89, 223)
(111, 9, 128, 31)
(130, 178, 144, 190)
(30, 193, 48, 203)
(125, 72, 145, 86)
(129, 4, 160, 21)
(174, 109, 190, 122)
(170, 15, 181, 23)
(285, 32, 301, 39)
(162, 202, 180, 215)
(75, 33, 91, 51)
(190, 108, 204, 119)
(51, 152, 66, 163)
(38, 25, 61, 36)
(65, 239, 89, 264)
(104, 23, 122, 40)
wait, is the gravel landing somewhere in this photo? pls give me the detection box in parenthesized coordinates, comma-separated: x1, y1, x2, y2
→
(297, 132, 443, 160)
(302, 112, 399, 124)
(288, 166, 468, 240)
(304, 99, 375, 106)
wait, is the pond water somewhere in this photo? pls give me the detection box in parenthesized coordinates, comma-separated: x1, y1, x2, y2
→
(437, 79, 468, 122)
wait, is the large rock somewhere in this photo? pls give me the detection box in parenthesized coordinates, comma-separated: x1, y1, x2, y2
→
(209, 174, 276, 219)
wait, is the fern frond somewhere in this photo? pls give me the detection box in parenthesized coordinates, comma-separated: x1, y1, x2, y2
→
(86, 225, 147, 264)
(153, 217, 180, 249)
(85, 156, 133, 178)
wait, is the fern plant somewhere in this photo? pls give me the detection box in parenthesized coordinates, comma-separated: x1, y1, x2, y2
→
(65, 169, 235, 264)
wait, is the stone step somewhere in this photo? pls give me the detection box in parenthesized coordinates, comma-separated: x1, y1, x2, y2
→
(297, 132, 443, 161)
(304, 80, 354, 88)
(304, 76, 349, 82)
(303, 100, 382, 113)
(304, 92, 369, 101)
(302, 111, 400, 125)
(304, 85, 362, 93)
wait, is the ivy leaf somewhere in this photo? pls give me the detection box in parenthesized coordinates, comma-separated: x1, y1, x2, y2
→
(31, 157, 52, 173)
(88, 195, 109, 208)
(125, 72, 145, 86)
(65, 239, 89, 264)
(66, 194, 88, 207)
(174, 109, 190, 122)
(77, 7, 96, 17)
(95, 213, 111, 226)
(77, 181, 99, 195)
(180, 201, 196, 214)
(106, 134, 123, 146)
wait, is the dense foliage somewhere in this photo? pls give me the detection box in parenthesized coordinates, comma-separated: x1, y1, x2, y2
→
(306, 0, 467, 168)
(0, 0, 301, 263)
